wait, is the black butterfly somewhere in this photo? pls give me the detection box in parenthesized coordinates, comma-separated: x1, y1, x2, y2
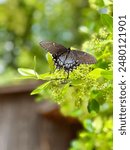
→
(40, 41, 96, 77)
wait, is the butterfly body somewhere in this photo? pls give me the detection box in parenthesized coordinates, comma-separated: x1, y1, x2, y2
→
(40, 41, 96, 74)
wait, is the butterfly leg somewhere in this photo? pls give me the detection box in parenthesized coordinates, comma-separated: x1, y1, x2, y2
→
(66, 70, 69, 79)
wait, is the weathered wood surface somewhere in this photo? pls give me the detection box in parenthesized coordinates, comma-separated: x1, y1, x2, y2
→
(0, 83, 81, 150)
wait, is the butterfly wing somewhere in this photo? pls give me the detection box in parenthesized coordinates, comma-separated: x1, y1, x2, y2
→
(71, 50, 97, 64)
(39, 41, 96, 76)
(39, 41, 68, 55)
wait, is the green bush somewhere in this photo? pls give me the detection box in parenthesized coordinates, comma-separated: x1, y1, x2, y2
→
(18, 27, 113, 150)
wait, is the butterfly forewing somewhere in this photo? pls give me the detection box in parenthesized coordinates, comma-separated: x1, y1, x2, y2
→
(40, 41, 68, 55)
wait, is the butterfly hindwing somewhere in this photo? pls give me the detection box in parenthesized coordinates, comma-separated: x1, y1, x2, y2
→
(71, 50, 97, 64)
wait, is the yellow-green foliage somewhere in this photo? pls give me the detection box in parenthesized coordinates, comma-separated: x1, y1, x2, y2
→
(18, 26, 113, 150)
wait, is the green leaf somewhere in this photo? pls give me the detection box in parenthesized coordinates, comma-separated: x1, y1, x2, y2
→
(46, 52, 55, 72)
(101, 70, 113, 80)
(101, 14, 113, 32)
(88, 68, 105, 79)
(18, 68, 38, 77)
(38, 72, 53, 80)
(61, 83, 70, 96)
(87, 99, 100, 113)
(31, 81, 51, 95)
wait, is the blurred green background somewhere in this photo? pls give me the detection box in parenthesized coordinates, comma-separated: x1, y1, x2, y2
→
(0, 0, 112, 86)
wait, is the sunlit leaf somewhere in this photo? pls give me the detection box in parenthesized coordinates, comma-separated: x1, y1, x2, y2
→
(31, 81, 51, 95)
(46, 52, 55, 72)
(18, 68, 38, 77)
(93, 116, 103, 132)
(101, 70, 113, 79)
(88, 68, 105, 79)
(38, 72, 53, 80)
